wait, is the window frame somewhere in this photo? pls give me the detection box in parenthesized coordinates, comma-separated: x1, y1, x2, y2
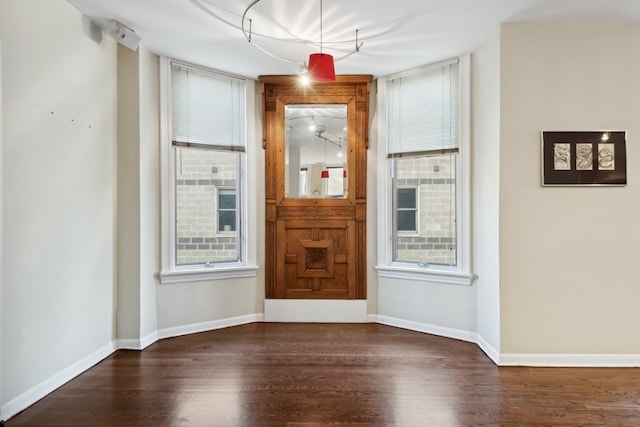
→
(326, 166, 345, 198)
(159, 58, 258, 284)
(376, 56, 473, 286)
(394, 185, 419, 236)
(216, 186, 237, 234)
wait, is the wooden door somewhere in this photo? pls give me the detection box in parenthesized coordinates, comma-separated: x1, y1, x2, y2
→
(260, 75, 372, 300)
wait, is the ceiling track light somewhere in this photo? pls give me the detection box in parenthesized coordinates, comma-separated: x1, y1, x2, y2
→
(109, 20, 140, 51)
(241, 0, 363, 82)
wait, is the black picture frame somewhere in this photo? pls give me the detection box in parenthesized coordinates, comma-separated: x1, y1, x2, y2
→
(541, 131, 627, 186)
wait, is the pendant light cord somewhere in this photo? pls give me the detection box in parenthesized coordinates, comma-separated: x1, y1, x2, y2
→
(320, 0, 324, 54)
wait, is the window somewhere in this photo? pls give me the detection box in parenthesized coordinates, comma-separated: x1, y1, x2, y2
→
(160, 59, 257, 283)
(326, 166, 345, 197)
(377, 56, 472, 285)
(217, 188, 237, 233)
(395, 186, 418, 233)
(393, 155, 456, 265)
(299, 168, 309, 197)
(174, 148, 240, 266)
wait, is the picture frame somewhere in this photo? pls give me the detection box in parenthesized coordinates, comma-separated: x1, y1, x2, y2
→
(541, 131, 627, 186)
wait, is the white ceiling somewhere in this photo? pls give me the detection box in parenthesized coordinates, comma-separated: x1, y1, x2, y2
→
(67, 0, 640, 79)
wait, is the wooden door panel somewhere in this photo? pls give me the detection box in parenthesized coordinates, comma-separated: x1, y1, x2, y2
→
(261, 75, 371, 301)
(278, 219, 354, 299)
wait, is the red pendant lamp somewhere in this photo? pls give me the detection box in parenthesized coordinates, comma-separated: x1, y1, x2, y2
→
(309, 53, 335, 83)
(308, 0, 336, 83)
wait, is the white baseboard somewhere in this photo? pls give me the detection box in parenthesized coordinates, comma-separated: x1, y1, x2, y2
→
(264, 299, 368, 322)
(476, 335, 500, 365)
(498, 353, 640, 367)
(370, 317, 640, 367)
(140, 330, 160, 349)
(157, 313, 264, 340)
(5, 313, 640, 423)
(1, 314, 263, 422)
(1, 341, 116, 422)
(373, 314, 478, 343)
(116, 330, 159, 351)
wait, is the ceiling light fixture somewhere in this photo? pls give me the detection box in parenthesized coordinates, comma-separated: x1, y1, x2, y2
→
(109, 20, 140, 51)
(241, 0, 362, 83)
(308, 0, 335, 82)
(299, 66, 310, 85)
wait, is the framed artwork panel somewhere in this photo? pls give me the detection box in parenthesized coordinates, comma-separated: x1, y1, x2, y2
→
(541, 131, 626, 186)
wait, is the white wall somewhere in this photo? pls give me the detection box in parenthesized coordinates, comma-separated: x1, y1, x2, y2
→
(472, 29, 502, 358)
(374, 64, 477, 341)
(252, 80, 267, 314)
(367, 81, 379, 315)
(156, 278, 261, 332)
(0, 0, 117, 415)
(6, 9, 640, 424)
(154, 79, 264, 333)
(377, 278, 477, 340)
(138, 47, 160, 342)
(500, 23, 640, 356)
(0, 39, 4, 415)
(115, 44, 160, 347)
(116, 45, 142, 342)
(117, 43, 161, 346)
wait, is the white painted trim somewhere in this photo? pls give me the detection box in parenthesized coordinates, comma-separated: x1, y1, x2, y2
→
(159, 58, 257, 283)
(498, 353, 640, 367)
(374, 317, 640, 367)
(157, 313, 264, 340)
(375, 265, 474, 286)
(375, 77, 391, 268)
(159, 56, 172, 278)
(116, 338, 143, 350)
(458, 54, 472, 275)
(1, 342, 116, 421)
(159, 265, 259, 284)
(116, 330, 159, 350)
(376, 55, 474, 284)
(373, 314, 478, 343)
(476, 334, 500, 365)
(264, 300, 368, 323)
(0, 40, 4, 420)
(4, 315, 640, 423)
(0, 315, 262, 421)
(140, 330, 160, 349)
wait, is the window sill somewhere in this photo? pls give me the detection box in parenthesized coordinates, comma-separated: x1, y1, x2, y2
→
(375, 265, 475, 286)
(160, 264, 259, 284)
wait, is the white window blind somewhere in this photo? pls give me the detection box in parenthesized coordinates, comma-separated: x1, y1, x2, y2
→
(387, 60, 459, 156)
(171, 63, 246, 151)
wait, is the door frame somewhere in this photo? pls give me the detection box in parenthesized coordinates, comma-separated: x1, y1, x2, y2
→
(259, 75, 372, 311)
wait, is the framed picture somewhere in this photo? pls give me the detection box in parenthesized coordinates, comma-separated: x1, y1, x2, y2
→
(541, 131, 627, 186)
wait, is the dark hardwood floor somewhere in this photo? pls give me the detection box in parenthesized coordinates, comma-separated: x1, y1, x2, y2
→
(5, 323, 640, 426)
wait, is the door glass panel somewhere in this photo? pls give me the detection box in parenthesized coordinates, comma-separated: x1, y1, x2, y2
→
(285, 105, 347, 198)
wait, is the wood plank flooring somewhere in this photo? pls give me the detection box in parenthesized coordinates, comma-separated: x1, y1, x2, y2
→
(5, 323, 640, 426)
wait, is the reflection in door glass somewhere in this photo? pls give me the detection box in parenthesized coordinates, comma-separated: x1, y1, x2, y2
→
(285, 105, 347, 198)
(326, 167, 345, 197)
